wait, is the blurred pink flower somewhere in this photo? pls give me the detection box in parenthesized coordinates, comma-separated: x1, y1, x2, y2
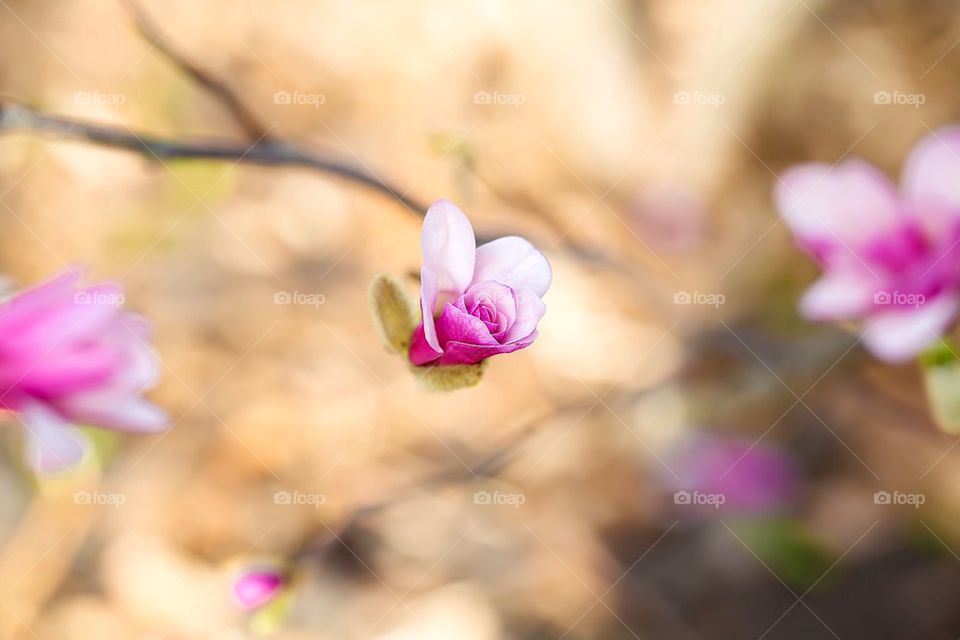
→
(776, 128, 960, 361)
(408, 200, 552, 366)
(232, 567, 285, 611)
(0, 268, 167, 472)
(668, 434, 799, 516)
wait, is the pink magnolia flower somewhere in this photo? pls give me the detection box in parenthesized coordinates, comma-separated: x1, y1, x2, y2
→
(666, 433, 799, 516)
(231, 566, 285, 610)
(776, 128, 960, 361)
(408, 200, 552, 366)
(0, 269, 167, 472)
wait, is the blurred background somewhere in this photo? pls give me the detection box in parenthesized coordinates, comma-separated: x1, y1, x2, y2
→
(3, 0, 960, 638)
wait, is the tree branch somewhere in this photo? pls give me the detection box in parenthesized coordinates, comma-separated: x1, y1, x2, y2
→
(292, 399, 596, 564)
(118, 0, 272, 141)
(0, 100, 428, 214)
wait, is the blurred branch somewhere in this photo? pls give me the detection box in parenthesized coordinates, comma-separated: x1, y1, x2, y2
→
(118, 0, 272, 141)
(0, 0, 648, 278)
(295, 399, 596, 563)
(0, 0, 646, 274)
(0, 99, 427, 214)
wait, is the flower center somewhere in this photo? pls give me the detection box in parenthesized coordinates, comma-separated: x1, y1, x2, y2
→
(470, 295, 501, 332)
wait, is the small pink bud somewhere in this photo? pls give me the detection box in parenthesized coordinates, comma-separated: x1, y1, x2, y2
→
(232, 568, 285, 611)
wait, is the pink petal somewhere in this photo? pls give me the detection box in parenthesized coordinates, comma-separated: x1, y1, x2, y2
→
(232, 569, 284, 611)
(0, 269, 87, 338)
(418, 266, 443, 354)
(473, 236, 552, 297)
(440, 332, 538, 365)
(902, 126, 960, 236)
(463, 280, 517, 336)
(21, 402, 87, 473)
(861, 294, 959, 362)
(421, 199, 476, 296)
(775, 161, 902, 260)
(434, 300, 498, 348)
(59, 395, 167, 433)
(3, 267, 84, 311)
(8, 344, 121, 396)
(798, 273, 878, 321)
(504, 287, 546, 343)
(408, 322, 442, 366)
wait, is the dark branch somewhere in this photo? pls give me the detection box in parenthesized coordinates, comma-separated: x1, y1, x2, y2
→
(0, 100, 428, 214)
(119, 0, 272, 141)
(113, 1, 626, 267)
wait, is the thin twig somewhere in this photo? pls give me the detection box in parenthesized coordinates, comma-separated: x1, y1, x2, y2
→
(0, 100, 428, 214)
(293, 399, 595, 563)
(118, 0, 272, 141)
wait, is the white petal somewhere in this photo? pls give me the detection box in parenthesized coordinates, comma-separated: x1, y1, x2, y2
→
(902, 126, 960, 236)
(775, 161, 902, 251)
(799, 273, 877, 321)
(418, 266, 443, 354)
(421, 199, 476, 296)
(474, 236, 552, 297)
(862, 294, 959, 362)
(21, 402, 87, 473)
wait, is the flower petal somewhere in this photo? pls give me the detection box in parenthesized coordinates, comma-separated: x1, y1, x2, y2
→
(775, 161, 902, 262)
(439, 332, 538, 365)
(504, 287, 546, 343)
(798, 273, 878, 321)
(464, 280, 517, 337)
(473, 236, 552, 297)
(418, 266, 443, 354)
(421, 199, 476, 296)
(21, 402, 87, 473)
(59, 395, 167, 433)
(408, 322, 442, 366)
(434, 300, 498, 348)
(902, 126, 960, 236)
(861, 294, 959, 362)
